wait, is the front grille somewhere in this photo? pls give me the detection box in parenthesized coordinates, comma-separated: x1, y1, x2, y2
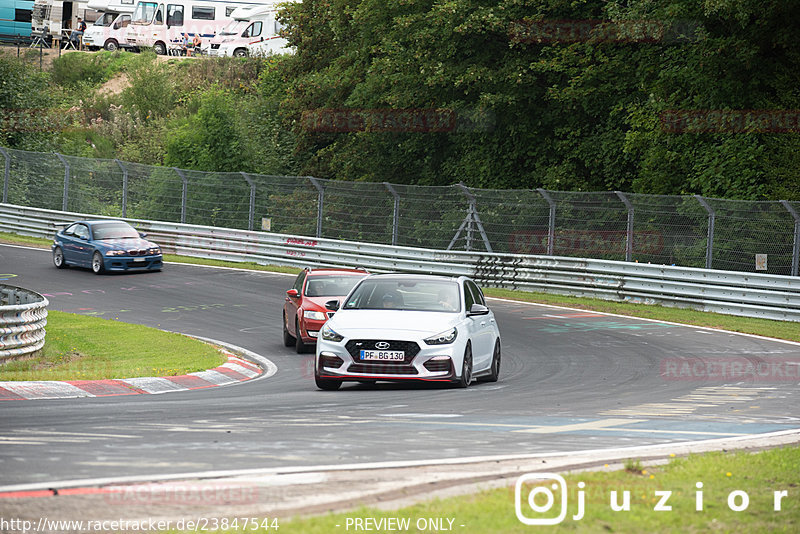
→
(128, 249, 148, 256)
(423, 359, 451, 373)
(345, 340, 420, 364)
(348, 363, 418, 375)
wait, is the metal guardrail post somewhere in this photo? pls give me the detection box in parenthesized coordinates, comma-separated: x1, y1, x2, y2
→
(174, 167, 188, 224)
(115, 159, 128, 218)
(384, 182, 400, 246)
(537, 188, 556, 256)
(0, 147, 9, 204)
(781, 200, 800, 277)
(308, 177, 324, 238)
(240, 172, 256, 231)
(695, 195, 715, 269)
(615, 191, 634, 262)
(54, 153, 70, 212)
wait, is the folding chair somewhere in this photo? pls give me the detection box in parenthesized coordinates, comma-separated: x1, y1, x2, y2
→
(30, 30, 50, 48)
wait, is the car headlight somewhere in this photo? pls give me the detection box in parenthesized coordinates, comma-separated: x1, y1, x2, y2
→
(424, 328, 458, 345)
(304, 310, 327, 321)
(148, 247, 161, 255)
(320, 323, 344, 342)
(106, 250, 126, 256)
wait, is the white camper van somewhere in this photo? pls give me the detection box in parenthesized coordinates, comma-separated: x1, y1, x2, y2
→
(124, 0, 269, 55)
(202, 3, 284, 57)
(31, 0, 93, 43)
(81, 0, 134, 50)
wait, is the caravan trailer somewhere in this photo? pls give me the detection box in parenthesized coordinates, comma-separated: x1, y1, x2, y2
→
(203, 3, 290, 57)
(124, 0, 271, 55)
(81, 0, 134, 50)
(31, 0, 95, 42)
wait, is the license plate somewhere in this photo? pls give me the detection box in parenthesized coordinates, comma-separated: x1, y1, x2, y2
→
(360, 350, 404, 361)
(132, 257, 145, 262)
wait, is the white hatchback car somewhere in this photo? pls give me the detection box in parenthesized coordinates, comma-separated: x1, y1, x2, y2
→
(314, 274, 501, 390)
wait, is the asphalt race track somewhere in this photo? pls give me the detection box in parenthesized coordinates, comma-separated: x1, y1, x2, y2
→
(1, 244, 799, 488)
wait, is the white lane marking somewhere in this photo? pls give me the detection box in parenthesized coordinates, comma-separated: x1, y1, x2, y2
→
(164, 261, 296, 277)
(0, 381, 94, 400)
(222, 362, 260, 378)
(120, 377, 187, 394)
(2, 428, 798, 493)
(188, 335, 278, 382)
(513, 418, 645, 434)
(487, 296, 800, 347)
(378, 414, 464, 418)
(17, 430, 139, 439)
(189, 369, 237, 386)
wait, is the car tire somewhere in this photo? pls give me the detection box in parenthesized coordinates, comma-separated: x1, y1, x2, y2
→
(455, 343, 473, 388)
(91, 251, 105, 274)
(154, 41, 166, 55)
(53, 247, 67, 269)
(282, 312, 295, 347)
(315, 371, 341, 391)
(233, 48, 248, 57)
(295, 318, 306, 353)
(104, 39, 118, 52)
(478, 341, 501, 383)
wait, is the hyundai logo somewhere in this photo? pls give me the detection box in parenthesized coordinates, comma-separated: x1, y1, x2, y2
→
(375, 342, 391, 350)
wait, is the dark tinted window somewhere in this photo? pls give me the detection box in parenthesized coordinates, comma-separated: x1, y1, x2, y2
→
(292, 271, 306, 292)
(192, 6, 214, 20)
(466, 280, 486, 306)
(167, 4, 183, 26)
(15, 9, 32, 23)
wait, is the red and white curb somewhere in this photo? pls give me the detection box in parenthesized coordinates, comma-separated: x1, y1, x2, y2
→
(0, 338, 276, 401)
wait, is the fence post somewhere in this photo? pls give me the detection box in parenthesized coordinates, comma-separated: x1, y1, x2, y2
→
(615, 191, 634, 262)
(0, 147, 9, 204)
(384, 182, 400, 246)
(174, 168, 188, 224)
(240, 172, 255, 231)
(695, 195, 715, 269)
(54, 153, 70, 212)
(115, 159, 128, 218)
(308, 177, 324, 238)
(537, 188, 556, 255)
(781, 200, 800, 277)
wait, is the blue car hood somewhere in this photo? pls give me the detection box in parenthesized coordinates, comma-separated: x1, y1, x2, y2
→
(97, 238, 155, 250)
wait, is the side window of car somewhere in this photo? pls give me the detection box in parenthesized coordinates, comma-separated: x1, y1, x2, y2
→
(75, 225, 90, 239)
(64, 223, 77, 236)
(467, 281, 486, 306)
(292, 271, 306, 293)
(463, 282, 476, 310)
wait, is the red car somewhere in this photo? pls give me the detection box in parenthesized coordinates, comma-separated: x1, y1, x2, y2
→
(283, 268, 368, 353)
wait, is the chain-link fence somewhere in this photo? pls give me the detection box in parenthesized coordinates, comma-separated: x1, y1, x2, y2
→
(2, 146, 799, 275)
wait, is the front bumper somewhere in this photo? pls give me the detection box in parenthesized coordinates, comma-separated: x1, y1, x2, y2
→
(104, 254, 163, 271)
(315, 337, 458, 382)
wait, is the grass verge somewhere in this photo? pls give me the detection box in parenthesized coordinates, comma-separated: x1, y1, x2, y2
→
(0, 310, 226, 381)
(274, 446, 799, 533)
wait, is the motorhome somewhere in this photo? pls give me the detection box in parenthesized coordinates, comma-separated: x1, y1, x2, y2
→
(202, 3, 286, 57)
(0, 0, 34, 39)
(81, 0, 134, 50)
(124, 0, 271, 55)
(31, 0, 95, 43)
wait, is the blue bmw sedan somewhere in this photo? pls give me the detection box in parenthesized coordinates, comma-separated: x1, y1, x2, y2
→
(52, 220, 163, 274)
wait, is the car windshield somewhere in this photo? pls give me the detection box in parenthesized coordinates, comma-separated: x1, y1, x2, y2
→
(343, 279, 460, 312)
(92, 222, 140, 240)
(304, 275, 363, 297)
(94, 13, 116, 27)
(219, 20, 247, 36)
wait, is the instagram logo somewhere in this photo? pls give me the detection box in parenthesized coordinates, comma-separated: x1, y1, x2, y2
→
(515, 473, 570, 525)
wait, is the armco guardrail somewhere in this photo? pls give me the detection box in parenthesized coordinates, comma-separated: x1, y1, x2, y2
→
(2, 203, 799, 322)
(0, 284, 48, 361)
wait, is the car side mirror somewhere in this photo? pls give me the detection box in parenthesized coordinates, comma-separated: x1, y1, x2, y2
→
(325, 299, 340, 311)
(138, 231, 147, 238)
(467, 304, 489, 317)
(261, 36, 264, 41)
(287, 289, 299, 298)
